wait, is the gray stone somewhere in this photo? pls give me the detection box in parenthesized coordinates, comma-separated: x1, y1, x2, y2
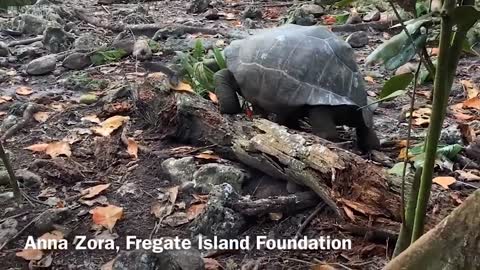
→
(193, 163, 247, 192)
(161, 157, 197, 183)
(0, 57, 8, 67)
(440, 124, 463, 145)
(0, 192, 14, 204)
(112, 249, 204, 270)
(314, 0, 341, 5)
(74, 33, 103, 52)
(26, 55, 56, 75)
(300, 4, 324, 17)
(62, 52, 91, 70)
(43, 26, 75, 53)
(187, 0, 211, 14)
(288, 7, 316, 26)
(0, 218, 18, 246)
(363, 10, 381, 22)
(0, 115, 18, 132)
(13, 45, 43, 59)
(346, 31, 369, 48)
(242, 5, 262, 19)
(19, 14, 47, 35)
(242, 18, 257, 29)
(346, 14, 362, 24)
(0, 42, 9, 57)
(204, 9, 219, 20)
(190, 184, 245, 239)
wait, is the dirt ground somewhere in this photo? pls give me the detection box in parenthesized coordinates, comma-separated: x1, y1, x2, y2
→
(1, 0, 480, 269)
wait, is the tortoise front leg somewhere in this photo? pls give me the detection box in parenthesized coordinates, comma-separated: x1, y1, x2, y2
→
(214, 69, 242, 114)
(356, 125, 380, 152)
(308, 106, 339, 141)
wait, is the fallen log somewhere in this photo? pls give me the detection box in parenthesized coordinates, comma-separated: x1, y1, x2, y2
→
(140, 86, 402, 224)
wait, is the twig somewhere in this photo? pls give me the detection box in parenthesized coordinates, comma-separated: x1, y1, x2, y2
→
(0, 212, 28, 223)
(0, 141, 21, 201)
(7, 36, 43, 47)
(294, 202, 326, 240)
(400, 63, 422, 223)
(1, 103, 42, 142)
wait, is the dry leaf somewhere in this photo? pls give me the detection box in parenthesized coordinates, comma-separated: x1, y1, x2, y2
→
(151, 201, 174, 219)
(16, 86, 33, 96)
(168, 186, 179, 204)
(453, 112, 474, 121)
(82, 115, 101, 124)
(187, 203, 207, 220)
(312, 264, 337, 270)
(33, 111, 51, 123)
(269, 212, 283, 221)
(364, 76, 375, 83)
(101, 259, 115, 270)
(92, 115, 130, 137)
(455, 170, 480, 181)
(16, 248, 44, 261)
(461, 80, 479, 99)
(127, 138, 138, 159)
(208, 91, 218, 104)
(195, 151, 220, 160)
(0, 111, 7, 117)
(171, 81, 194, 93)
(433, 176, 456, 189)
(39, 230, 64, 242)
(162, 212, 190, 227)
(24, 143, 49, 153)
(204, 258, 222, 270)
(398, 147, 414, 160)
(463, 97, 480, 110)
(91, 205, 123, 231)
(81, 184, 111, 199)
(459, 123, 476, 143)
(411, 107, 432, 126)
(45, 141, 71, 158)
(429, 47, 440, 56)
(343, 205, 356, 222)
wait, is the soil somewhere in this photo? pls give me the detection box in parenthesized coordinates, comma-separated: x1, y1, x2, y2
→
(0, 0, 479, 269)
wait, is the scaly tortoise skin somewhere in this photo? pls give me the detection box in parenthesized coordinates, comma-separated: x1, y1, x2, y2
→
(214, 24, 380, 151)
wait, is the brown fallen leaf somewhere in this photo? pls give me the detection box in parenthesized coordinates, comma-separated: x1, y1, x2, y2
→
(208, 91, 218, 104)
(343, 205, 356, 222)
(16, 86, 33, 96)
(269, 212, 283, 221)
(461, 79, 479, 99)
(33, 111, 51, 123)
(91, 205, 123, 231)
(429, 47, 440, 56)
(171, 81, 194, 93)
(81, 115, 101, 124)
(204, 258, 222, 270)
(127, 138, 138, 159)
(45, 141, 71, 158)
(433, 176, 456, 189)
(458, 123, 476, 143)
(410, 107, 431, 126)
(24, 143, 49, 153)
(162, 211, 190, 227)
(364, 76, 375, 83)
(453, 112, 474, 121)
(16, 248, 44, 261)
(463, 97, 480, 110)
(100, 259, 115, 270)
(81, 184, 111, 199)
(92, 115, 130, 137)
(187, 203, 207, 220)
(38, 230, 64, 243)
(195, 151, 220, 160)
(455, 170, 480, 182)
(0, 111, 7, 117)
(311, 264, 337, 270)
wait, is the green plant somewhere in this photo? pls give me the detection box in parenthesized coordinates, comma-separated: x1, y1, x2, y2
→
(0, 0, 34, 10)
(177, 39, 226, 97)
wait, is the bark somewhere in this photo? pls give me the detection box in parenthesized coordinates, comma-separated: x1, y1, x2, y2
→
(146, 90, 402, 224)
(384, 189, 480, 270)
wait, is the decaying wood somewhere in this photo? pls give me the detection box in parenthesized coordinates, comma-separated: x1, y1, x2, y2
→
(232, 191, 320, 216)
(150, 89, 402, 224)
(384, 189, 480, 270)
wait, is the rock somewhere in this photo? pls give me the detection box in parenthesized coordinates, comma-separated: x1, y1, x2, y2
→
(19, 14, 47, 35)
(314, 0, 341, 5)
(0, 218, 18, 246)
(0, 42, 9, 57)
(300, 4, 324, 17)
(440, 124, 463, 145)
(62, 52, 91, 70)
(363, 10, 381, 22)
(242, 18, 257, 29)
(190, 184, 245, 239)
(0, 192, 14, 204)
(187, 0, 211, 14)
(0, 115, 17, 132)
(74, 33, 103, 52)
(204, 9, 219, 20)
(13, 45, 43, 59)
(0, 57, 8, 67)
(112, 249, 204, 270)
(34, 208, 70, 235)
(346, 31, 369, 48)
(242, 5, 262, 19)
(287, 7, 316, 26)
(346, 13, 362, 24)
(395, 62, 417, 75)
(132, 38, 152, 61)
(26, 55, 56, 75)
(79, 94, 98, 105)
(111, 38, 135, 55)
(193, 163, 247, 192)
(161, 157, 197, 183)
(43, 26, 75, 53)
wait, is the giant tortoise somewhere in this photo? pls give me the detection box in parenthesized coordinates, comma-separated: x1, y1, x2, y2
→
(214, 24, 380, 151)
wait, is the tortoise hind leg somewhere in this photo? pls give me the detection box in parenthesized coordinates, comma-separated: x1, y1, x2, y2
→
(308, 106, 339, 141)
(214, 69, 242, 114)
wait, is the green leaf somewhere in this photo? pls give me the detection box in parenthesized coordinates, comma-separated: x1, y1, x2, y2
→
(213, 47, 227, 70)
(415, 1, 429, 17)
(450, 6, 480, 32)
(90, 49, 128, 66)
(334, 0, 357, 8)
(389, 162, 412, 177)
(437, 144, 462, 160)
(367, 90, 407, 107)
(193, 39, 205, 61)
(379, 73, 414, 99)
(333, 13, 350, 25)
(366, 18, 431, 69)
(462, 39, 480, 56)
